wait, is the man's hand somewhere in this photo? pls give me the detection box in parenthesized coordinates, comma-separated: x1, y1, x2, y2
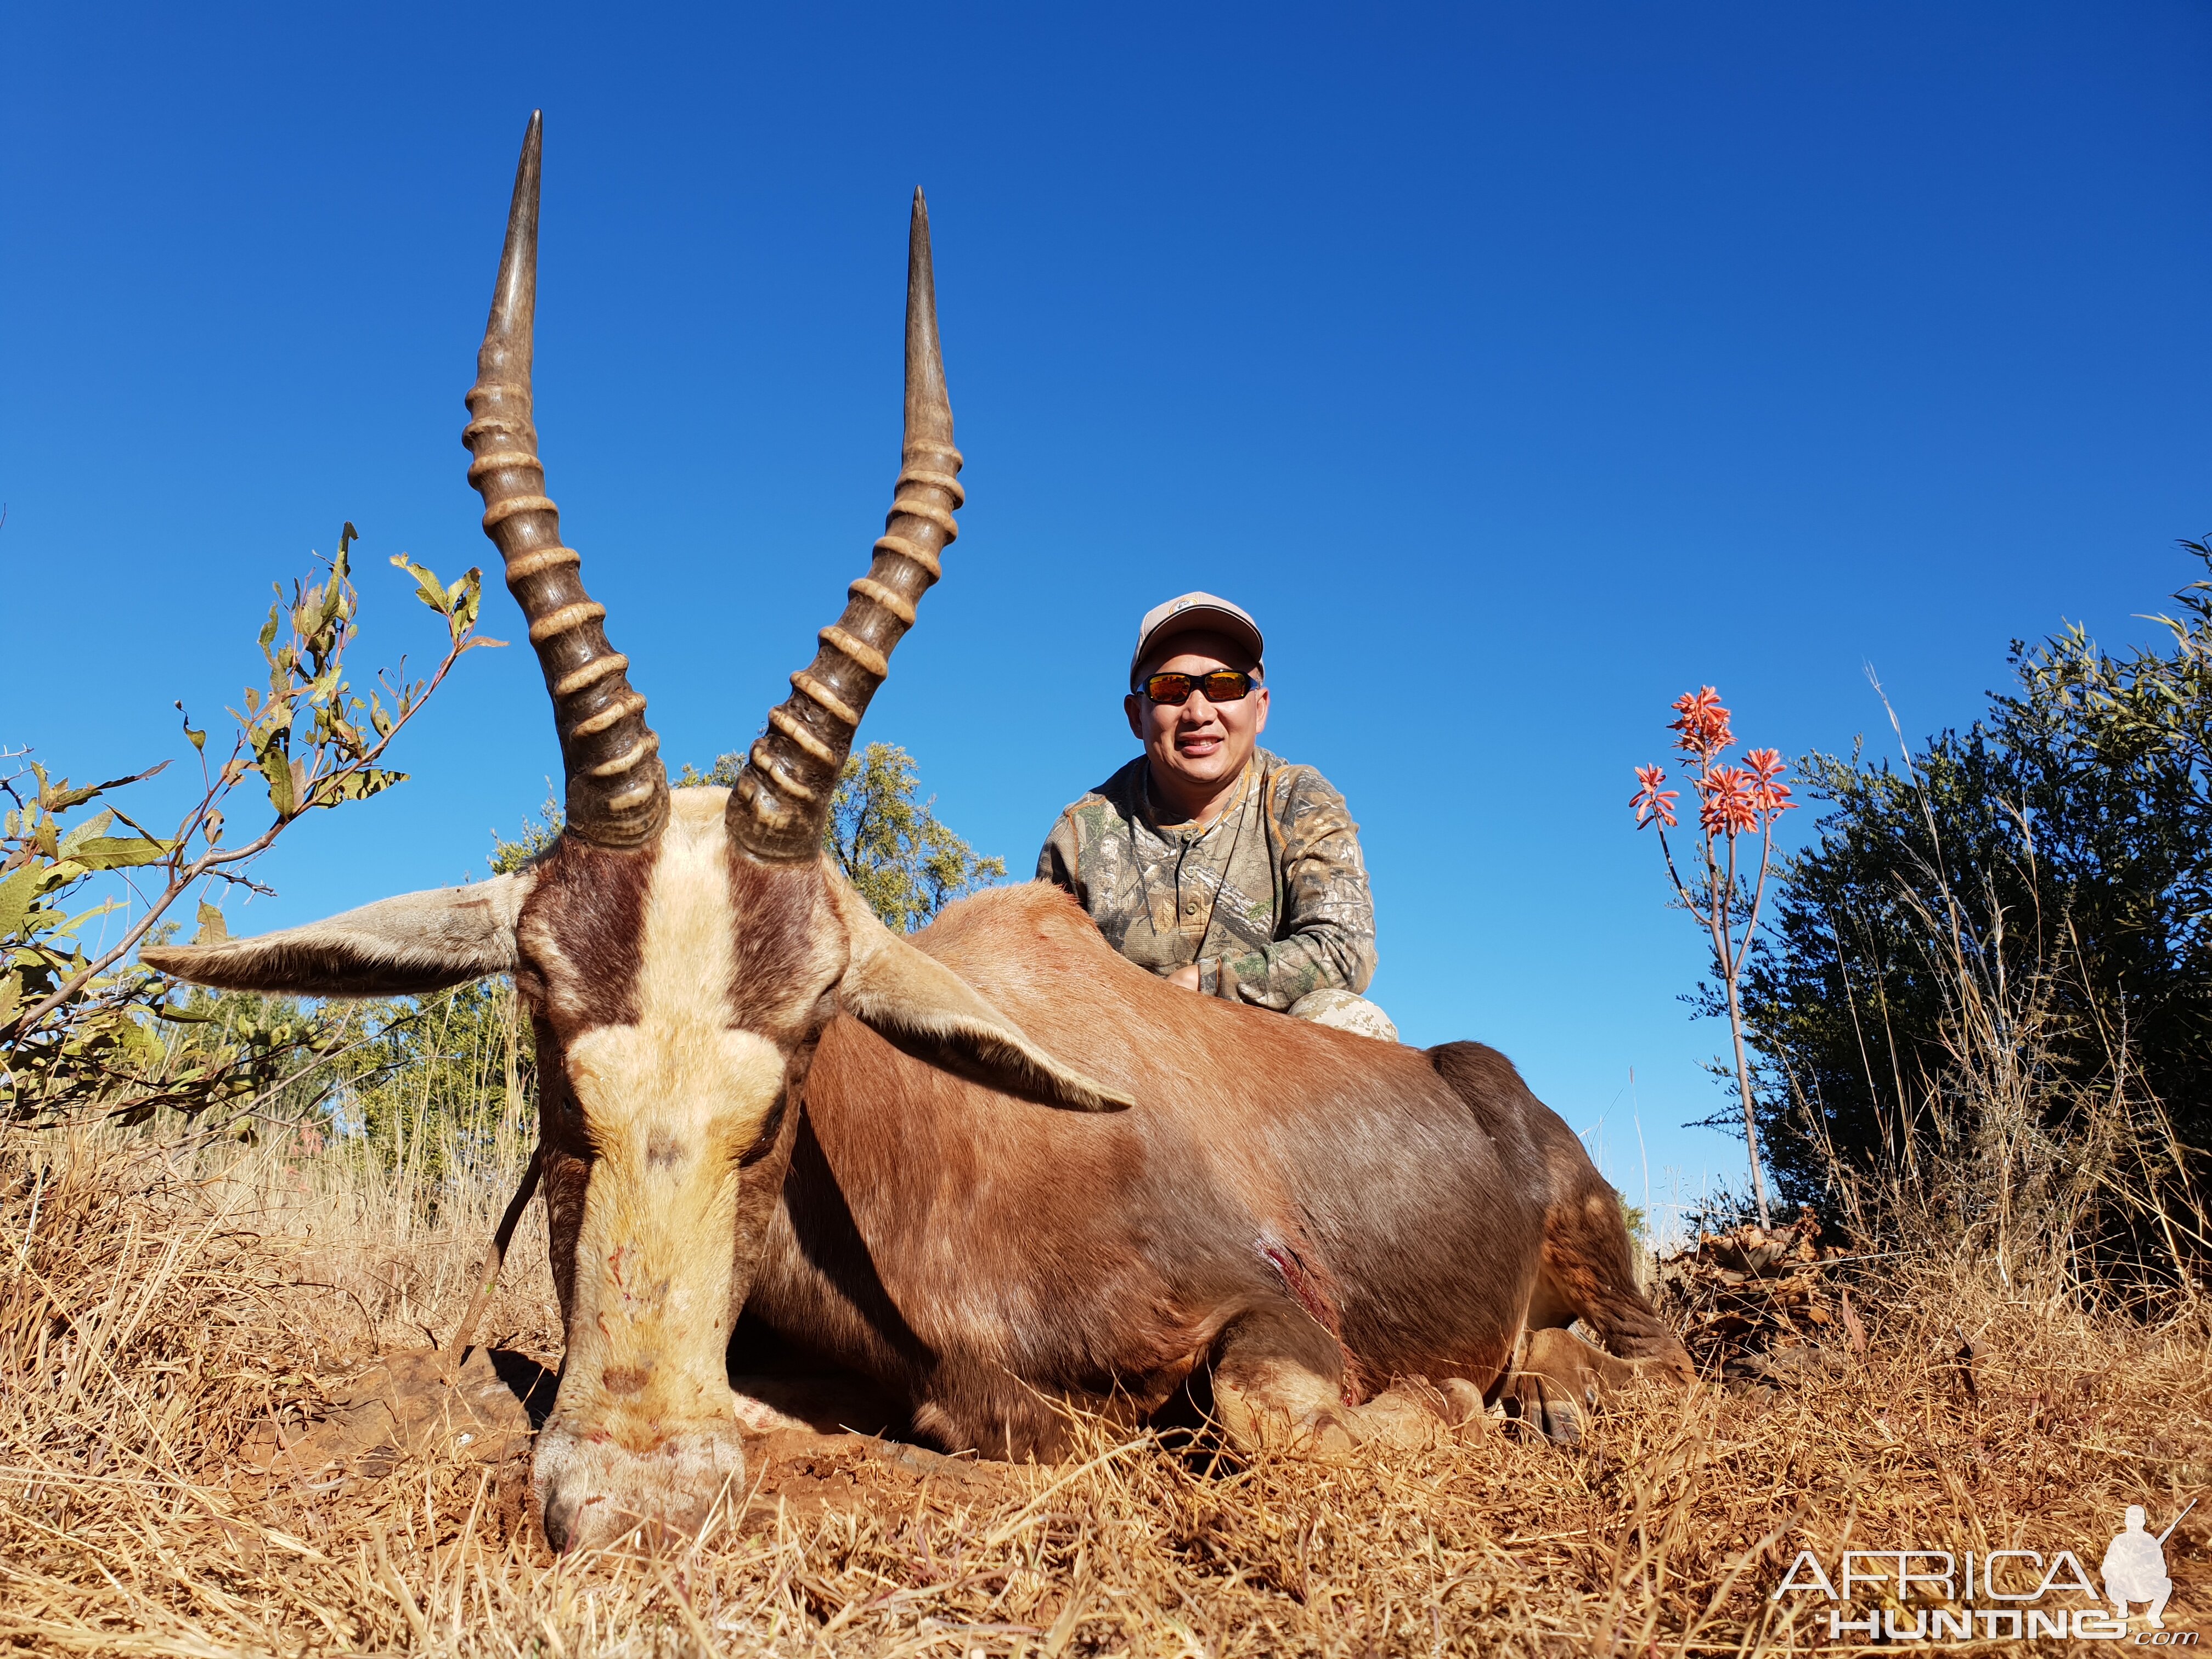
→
(1166, 964, 1201, 991)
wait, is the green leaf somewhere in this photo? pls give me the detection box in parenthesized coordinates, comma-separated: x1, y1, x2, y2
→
(391, 554, 452, 617)
(67, 836, 177, 871)
(312, 767, 408, 808)
(452, 567, 486, 641)
(152, 1000, 216, 1023)
(15, 907, 69, 942)
(56, 810, 116, 856)
(194, 902, 228, 945)
(260, 743, 297, 818)
(2, 866, 59, 940)
(119, 1017, 166, 1068)
(41, 781, 103, 812)
(252, 711, 292, 759)
(0, 970, 19, 1030)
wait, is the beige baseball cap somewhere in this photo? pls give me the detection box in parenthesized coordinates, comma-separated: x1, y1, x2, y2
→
(1128, 592, 1266, 689)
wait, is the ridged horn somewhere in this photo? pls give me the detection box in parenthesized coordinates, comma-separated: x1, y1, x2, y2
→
(729, 189, 963, 860)
(463, 112, 668, 849)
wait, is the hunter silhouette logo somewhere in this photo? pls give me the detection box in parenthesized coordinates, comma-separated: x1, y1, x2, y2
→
(1770, 1503, 2196, 1643)
(2106, 1504, 2191, 1632)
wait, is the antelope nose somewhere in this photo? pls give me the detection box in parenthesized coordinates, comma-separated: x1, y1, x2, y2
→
(530, 1421, 746, 1554)
(538, 1480, 591, 1555)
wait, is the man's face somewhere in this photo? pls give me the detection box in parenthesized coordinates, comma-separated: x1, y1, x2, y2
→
(1124, 629, 1270, 805)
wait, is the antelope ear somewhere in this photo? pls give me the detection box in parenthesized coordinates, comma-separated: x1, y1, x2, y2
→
(140, 872, 536, 998)
(830, 876, 1133, 1113)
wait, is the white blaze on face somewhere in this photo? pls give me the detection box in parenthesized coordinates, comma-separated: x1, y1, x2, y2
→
(558, 792, 782, 1449)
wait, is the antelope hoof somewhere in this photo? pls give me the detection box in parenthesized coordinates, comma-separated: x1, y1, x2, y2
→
(1506, 1369, 1588, 1444)
(1347, 1386, 1448, 1449)
(1507, 1328, 1632, 1446)
(1216, 1370, 1455, 1458)
(532, 1421, 744, 1554)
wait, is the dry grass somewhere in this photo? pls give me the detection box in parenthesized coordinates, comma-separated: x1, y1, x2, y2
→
(2, 1124, 2207, 1657)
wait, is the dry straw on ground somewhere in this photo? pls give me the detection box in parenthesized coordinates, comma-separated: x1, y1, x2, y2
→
(2, 1118, 2206, 1658)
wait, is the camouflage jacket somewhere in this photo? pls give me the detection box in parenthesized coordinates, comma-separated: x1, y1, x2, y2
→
(1035, 748, 1377, 1009)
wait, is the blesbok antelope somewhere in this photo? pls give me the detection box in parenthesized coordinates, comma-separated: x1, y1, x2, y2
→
(146, 115, 1692, 1554)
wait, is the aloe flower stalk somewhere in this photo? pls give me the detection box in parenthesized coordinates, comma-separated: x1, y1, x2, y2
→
(1632, 688, 1796, 1228)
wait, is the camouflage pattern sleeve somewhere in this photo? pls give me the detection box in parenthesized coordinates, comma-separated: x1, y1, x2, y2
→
(1214, 763, 1377, 1009)
(1035, 809, 1083, 900)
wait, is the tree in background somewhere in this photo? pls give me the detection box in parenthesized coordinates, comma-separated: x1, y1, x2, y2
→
(1630, 688, 1797, 1228)
(488, 788, 562, 877)
(678, 743, 1006, 929)
(819, 743, 1008, 933)
(1745, 543, 2212, 1269)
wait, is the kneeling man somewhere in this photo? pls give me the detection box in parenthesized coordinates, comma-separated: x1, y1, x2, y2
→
(1037, 593, 1396, 1041)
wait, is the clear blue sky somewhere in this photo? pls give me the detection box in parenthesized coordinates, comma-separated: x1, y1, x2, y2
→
(5, 4, 2208, 1215)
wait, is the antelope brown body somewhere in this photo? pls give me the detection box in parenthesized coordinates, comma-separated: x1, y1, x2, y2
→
(745, 879, 1689, 1461)
(144, 115, 1690, 1554)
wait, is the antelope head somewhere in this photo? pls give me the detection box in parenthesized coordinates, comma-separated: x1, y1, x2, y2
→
(143, 114, 1128, 1553)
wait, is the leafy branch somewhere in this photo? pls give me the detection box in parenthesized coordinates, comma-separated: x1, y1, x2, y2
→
(1, 523, 501, 1122)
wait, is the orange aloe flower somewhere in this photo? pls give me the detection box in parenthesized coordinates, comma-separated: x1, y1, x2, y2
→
(1669, 686, 1735, 761)
(1743, 746, 1796, 820)
(1697, 766, 1761, 836)
(1630, 764, 1679, 828)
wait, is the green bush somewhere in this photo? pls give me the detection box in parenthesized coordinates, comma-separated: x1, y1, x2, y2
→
(1742, 541, 2212, 1283)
